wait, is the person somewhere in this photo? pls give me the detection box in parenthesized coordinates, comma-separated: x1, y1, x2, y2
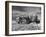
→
(31, 15, 40, 24)
(16, 16, 19, 24)
(35, 16, 40, 24)
(25, 16, 32, 24)
(18, 16, 22, 24)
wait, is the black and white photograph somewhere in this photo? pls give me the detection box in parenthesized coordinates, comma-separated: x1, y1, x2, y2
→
(5, 1, 45, 36)
(12, 6, 41, 31)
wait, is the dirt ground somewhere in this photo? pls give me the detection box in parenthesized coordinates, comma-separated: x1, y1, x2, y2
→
(12, 20, 41, 31)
